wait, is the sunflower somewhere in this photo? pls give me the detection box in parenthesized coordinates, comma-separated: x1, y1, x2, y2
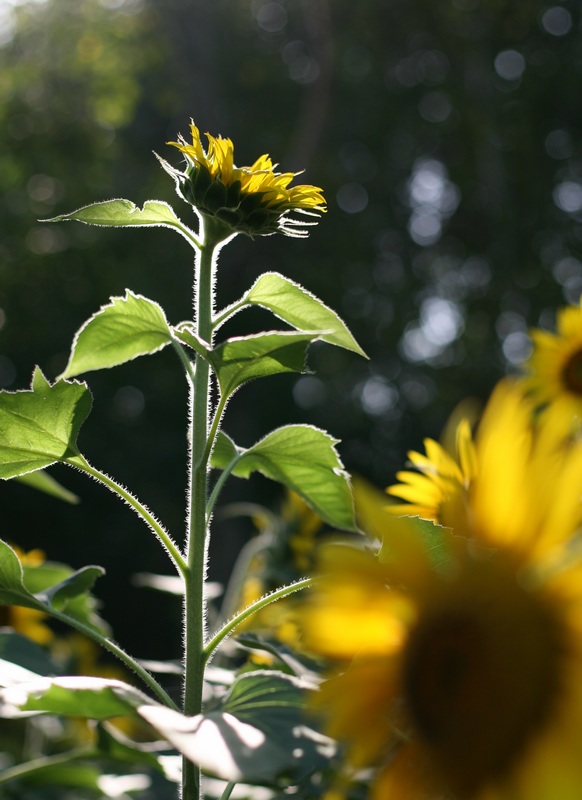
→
(160, 121, 326, 238)
(300, 382, 582, 799)
(386, 380, 582, 558)
(522, 299, 582, 436)
(386, 417, 476, 532)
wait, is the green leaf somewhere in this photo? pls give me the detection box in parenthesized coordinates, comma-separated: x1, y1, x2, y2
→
(139, 670, 331, 785)
(243, 272, 366, 357)
(15, 470, 80, 504)
(0, 631, 57, 677)
(210, 331, 317, 400)
(172, 325, 211, 360)
(19, 763, 105, 792)
(0, 539, 34, 608)
(36, 566, 104, 611)
(407, 516, 455, 572)
(0, 674, 153, 719)
(0, 368, 92, 479)
(379, 515, 456, 575)
(96, 722, 179, 781)
(46, 198, 186, 230)
(210, 431, 240, 467)
(212, 425, 355, 531)
(235, 634, 320, 681)
(0, 539, 107, 633)
(63, 291, 173, 378)
(0, 657, 42, 689)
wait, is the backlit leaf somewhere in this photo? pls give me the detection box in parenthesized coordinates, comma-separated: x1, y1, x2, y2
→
(242, 272, 366, 357)
(210, 331, 317, 400)
(63, 291, 173, 377)
(212, 425, 355, 530)
(0, 368, 92, 479)
(47, 198, 188, 231)
(16, 470, 80, 504)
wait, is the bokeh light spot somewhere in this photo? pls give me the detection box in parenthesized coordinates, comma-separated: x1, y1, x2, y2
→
(494, 50, 526, 81)
(541, 7, 572, 37)
(336, 183, 369, 214)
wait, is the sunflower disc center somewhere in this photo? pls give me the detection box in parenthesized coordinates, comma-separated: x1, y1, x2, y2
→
(403, 563, 563, 795)
(562, 349, 582, 395)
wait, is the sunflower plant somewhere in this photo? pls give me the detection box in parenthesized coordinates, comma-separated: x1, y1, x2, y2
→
(0, 121, 365, 799)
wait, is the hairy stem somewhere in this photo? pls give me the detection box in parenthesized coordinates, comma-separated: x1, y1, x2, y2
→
(206, 452, 241, 522)
(182, 216, 226, 799)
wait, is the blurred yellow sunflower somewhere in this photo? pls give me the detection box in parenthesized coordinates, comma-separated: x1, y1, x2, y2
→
(303, 533, 582, 800)
(232, 491, 324, 650)
(0, 547, 54, 646)
(162, 121, 326, 238)
(386, 380, 582, 557)
(523, 299, 582, 435)
(300, 382, 582, 799)
(387, 417, 477, 531)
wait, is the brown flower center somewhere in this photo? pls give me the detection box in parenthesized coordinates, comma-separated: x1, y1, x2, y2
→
(402, 557, 565, 796)
(562, 349, 582, 395)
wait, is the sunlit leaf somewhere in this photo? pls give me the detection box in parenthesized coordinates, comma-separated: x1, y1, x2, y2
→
(0, 674, 152, 719)
(212, 425, 355, 530)
(210, 331, 317, 400)
(139, 670, 332, 785)
(0, 368, 92, 479)
(0, 658, 43, 690)
(240, 272, 366, 357)
(63, 291, 173, 377)
(172, 325, 211, 360)
(210, 431, 240, 467)
(46, 198, 188, 231)
(0, 539, 34, 608)
(16, 470, 80, 504)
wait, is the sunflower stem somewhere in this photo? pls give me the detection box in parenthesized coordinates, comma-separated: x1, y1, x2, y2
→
(181, 216, 226, 800)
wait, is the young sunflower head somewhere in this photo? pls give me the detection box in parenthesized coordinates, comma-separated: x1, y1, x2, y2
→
(160, 121, 326, 238)
(522, 298, 582, 435)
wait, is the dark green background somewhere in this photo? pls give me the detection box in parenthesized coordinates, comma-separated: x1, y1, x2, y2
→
(2, 0, 580, 661)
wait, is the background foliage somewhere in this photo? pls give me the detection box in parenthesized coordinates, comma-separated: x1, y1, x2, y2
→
(2, 0, 581, 659)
